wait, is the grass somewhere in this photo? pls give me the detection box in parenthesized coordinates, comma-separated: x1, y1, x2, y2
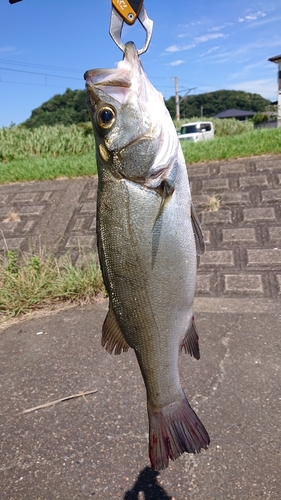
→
(0, 152, 97, 184)
(1, 120, 280, 185)
(0, 122, 97, 184)
(181, 127, 281, 164)
(206, 194, 222, 212)
(0, 250, 105, 319)
(0, 123, 94, 161)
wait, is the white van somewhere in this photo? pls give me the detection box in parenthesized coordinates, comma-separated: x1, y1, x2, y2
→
(178, 121, 214, 142)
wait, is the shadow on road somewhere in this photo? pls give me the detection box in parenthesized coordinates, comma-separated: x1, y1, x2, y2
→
(124, 466, 172, 499)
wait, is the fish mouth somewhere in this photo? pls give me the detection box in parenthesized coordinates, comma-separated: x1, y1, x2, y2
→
(84, 42, 143, 104)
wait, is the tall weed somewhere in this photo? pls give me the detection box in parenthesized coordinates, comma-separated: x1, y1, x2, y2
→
(1, 118, 253, 163)
(0, 250, 105, 317)
(0, 123, 95, 162)
(181, 127, 281, 164)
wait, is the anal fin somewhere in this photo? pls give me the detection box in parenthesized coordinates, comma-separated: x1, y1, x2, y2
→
(181, 315, 200, 360)
(102, 302, 130, 355)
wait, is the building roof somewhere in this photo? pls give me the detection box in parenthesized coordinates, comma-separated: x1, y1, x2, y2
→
(268, 54, 281, 63)
(214, 109, 255, 119)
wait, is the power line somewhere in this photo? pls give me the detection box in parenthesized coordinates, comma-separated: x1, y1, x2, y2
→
(154, 85, 174, 89)
(0, 66, 82, 81)
(0, 79, 68, 89)
(0, 59, 174, 82)
(0, 58, 83, 73)
(0, 59, 195, 91)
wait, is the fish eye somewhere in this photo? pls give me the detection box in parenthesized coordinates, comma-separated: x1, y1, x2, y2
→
(97, 106, 116, 129)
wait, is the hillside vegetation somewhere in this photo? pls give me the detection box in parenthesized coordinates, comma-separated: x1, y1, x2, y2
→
(22, 88, 271, 128)
(166, 90, 270, 119)
(23, 88, 89, 128)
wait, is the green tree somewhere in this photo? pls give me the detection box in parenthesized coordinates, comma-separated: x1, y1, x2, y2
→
(165, 90, 271, 119)
(23, 88, 89, 128)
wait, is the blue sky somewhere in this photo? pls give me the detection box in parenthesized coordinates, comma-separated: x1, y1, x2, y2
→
(1, 0, 281, 127)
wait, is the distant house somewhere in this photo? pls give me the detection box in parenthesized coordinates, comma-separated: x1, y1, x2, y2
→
(268, 53, 281, 125)
(213, 109, 255, 121)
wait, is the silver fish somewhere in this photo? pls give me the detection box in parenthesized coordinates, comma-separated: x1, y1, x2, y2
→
(84, 42, 209, 470)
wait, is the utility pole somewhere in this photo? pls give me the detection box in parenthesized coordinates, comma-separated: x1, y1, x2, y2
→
(173, 79, 197, 120)
(173, 77, 180, 121)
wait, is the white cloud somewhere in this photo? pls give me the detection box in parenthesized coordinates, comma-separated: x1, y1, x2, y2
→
(182, 44, 196, 50)
(0, 46, 16, 54)
(167, 60, 185, 67)
(200, 46, 220, 57)
(164, 43, 195, 54)
(203, 36, 281, 65)
(195, 33, 225, 43)
(208, 23, 233, 32)
(229, 60, 270, 80)
(239, 11, 266, 23)
(246, 37, 281, 51)
(179, 21, 202, 28)
(239, 10, 266, 23)
(226, 78, 277, 100)
(243, 14, 281, 28)
(165, 45, 182, 53)
(245, 11, 266, 21)
(163, 33, 225, 58)
(208, 26, 224, 32)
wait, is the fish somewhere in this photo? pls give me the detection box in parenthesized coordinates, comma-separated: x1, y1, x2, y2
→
(84, 41, 210, 471)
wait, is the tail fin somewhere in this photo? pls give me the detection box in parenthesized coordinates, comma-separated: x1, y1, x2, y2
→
(148, 394, 210, 470)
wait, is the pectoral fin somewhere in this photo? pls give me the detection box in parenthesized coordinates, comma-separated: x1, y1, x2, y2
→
(151, 178, 175, 268)
(102, 302, 130, 355)
(191, 202, 205, 256)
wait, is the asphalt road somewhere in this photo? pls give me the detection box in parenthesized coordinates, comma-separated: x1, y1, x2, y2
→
(1, 299, 280, 499)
